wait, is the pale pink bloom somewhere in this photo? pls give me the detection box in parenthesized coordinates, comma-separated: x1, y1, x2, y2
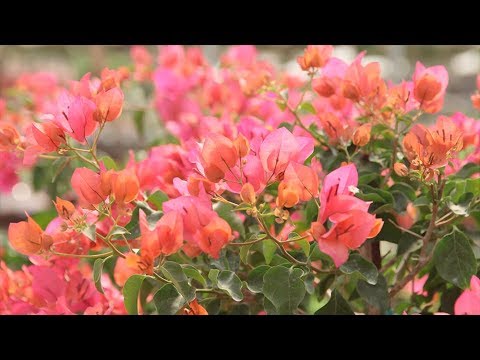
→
(455, 275, 480, 315)
(259, 127, 314, 180)
(402, 274, 429, 296)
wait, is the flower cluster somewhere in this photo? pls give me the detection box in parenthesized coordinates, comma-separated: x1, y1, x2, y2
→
(0, 45, 479, 315)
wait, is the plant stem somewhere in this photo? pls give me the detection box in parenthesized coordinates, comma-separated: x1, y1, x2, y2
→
(50, 248, 113, 259)
(389, 181, 443, 298)
(103, 236, 126, 258)
(387, 218, 423, 239)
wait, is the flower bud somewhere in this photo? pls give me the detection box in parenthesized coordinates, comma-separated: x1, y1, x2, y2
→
(112, 170, 139, 204)
(313, 77, 335, 97)
(297, 45, 333, 71)
(276, 181, 299, 208)
(0, 124, 20, 151)
(414, 73, 442, 103)
(100, 169, 117, 196)
(352, 123, 372, 147)
(234, 133, 250, 157)
(240, 183, 256, 204)
(54, 196, 76, 220)
(94, 87, 124, 123)
(394, 162, 409, 177)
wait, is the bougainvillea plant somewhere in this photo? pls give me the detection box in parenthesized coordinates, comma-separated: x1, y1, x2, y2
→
(1, 45, 479, 315)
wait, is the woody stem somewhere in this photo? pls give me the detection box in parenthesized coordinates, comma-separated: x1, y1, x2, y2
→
(389, 181, 443, 298)
(256, 215, 307, 266)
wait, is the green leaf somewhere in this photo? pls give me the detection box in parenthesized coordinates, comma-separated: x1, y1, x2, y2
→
(456, 163, 480, 178)
(297, 239, 311, 257)
(146, 211, 163, 229)
(31, 209, 57, 230)
(315, 289, 354, 315)
(93, 257, 110, 294)
(390, 183, 416, 201)
(304, 273, 315, 295)
(263, 239, 277, 265)
(392, 190, 409, 213)
(376, 214, 402, 244)
(357, 275, 389, 314)
(413, 196, 430, 208)
(133, 110, 145, 138)
(109, 225, 130, 239)
(358, 185, 394, 204)
(246, 265, 270, 293)
(153, 283, 186, 315)
(359, 173, 380, 186)
(160, 261, 195, 302)
(230, 304, 250, 315)
(263, 297, 278, 315)
(50, 157, 71, 183)
(356, 192, 385, 203)
(304, 199, 319, 226)
(278, 122, 292, 131)
(82, 224, 97, 242)
(208, 269, 219, 285)
(263, 266, 306, 314)
(204, 298, 221, 315)
(123, 275, 148, 315)
(434, 229, 477, 289)
(217, 271, 243, 301)
(139, 278, 154, 312)
(299, 102, 316, 114)
(465, 178, 480, 196)
(214, 202, 245, 239)
(100, 156, 117, 170)
(447, 192, 474, 216)
(239, 244, 252, 264)
(124, 207, 141, 240)
(147, 190, 169, 211)
(340, 253, 379, 285)
(397, 231, 423, 256)
(183, 265, 207, 287)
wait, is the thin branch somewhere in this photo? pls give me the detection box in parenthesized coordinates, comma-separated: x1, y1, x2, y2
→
(388, 218, 423, 239)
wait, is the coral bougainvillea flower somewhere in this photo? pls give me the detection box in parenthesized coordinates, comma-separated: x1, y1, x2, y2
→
(31, 122, 66, 152)
(194, 216, 232, 258)
(8, 215, 52, 256)
(297, 45, 333, 71)
(412, 62, 448, 114)
(184, 299, 208, 315)
(0, 124, 20, 151)
(111, 169, 140, 204)
(259, 127, 314, 181)
(54, 197, 76, 220)
(71, 167, 107, 206)
(201, 133, 239, 182)
(403, 116, 463, 175)
(352, 123, 372, 147)
(312, 164, 383, 267)
(94, 87, 124, 123)
(55, 92, 97, 144)
(277, 162, 319, 208)
(341, 52, 387, 108)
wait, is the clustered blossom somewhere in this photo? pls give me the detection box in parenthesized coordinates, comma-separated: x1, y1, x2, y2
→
(0, 257, 125, 315)
(310, 164, 383, 266)
(0, 45, 479, 315)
